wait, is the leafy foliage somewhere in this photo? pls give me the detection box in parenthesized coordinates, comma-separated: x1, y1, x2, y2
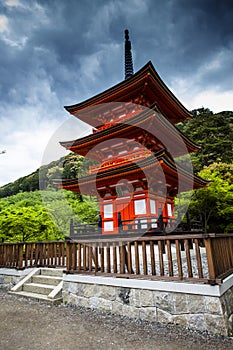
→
(186, 163, 233, 233)
(177, 108, 233, 172)
(0, 190, 98, 242)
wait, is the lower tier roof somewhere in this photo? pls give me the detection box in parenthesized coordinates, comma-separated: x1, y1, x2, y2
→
(53, 149, 209, 196)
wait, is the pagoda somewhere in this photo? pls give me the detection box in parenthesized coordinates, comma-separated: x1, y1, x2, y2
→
(55, 30, 208, 234)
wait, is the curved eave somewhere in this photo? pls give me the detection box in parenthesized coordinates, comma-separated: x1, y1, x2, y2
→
(64, 61, 192, 124)
(53, 149, 209, 192)
(60, 104, 199, 155)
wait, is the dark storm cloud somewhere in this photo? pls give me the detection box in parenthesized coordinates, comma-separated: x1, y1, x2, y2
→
(130, 0, 233, 89)
(0, 0, 232, 186)
(0, 0, 232, 107)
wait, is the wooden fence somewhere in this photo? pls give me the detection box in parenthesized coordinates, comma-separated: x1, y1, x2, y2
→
(0, 234, 233, 285)
(0, 241, 67, 269)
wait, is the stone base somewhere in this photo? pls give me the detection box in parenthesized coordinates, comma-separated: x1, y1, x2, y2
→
(63, 274, 233, 336)
(0, 268, 34, 291)
(1, 268, 232, 336)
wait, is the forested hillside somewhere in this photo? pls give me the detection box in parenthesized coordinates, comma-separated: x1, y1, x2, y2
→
(177, 108, 233, 232)
(0, 108, 232, 240)
(177, 108, 233, 172)
(0, 153, 83, 198)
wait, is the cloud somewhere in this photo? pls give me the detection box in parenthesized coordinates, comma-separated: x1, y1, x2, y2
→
(6, 0, 21, 7)
(0, 15, 8, 32)
(188, 90, 233, 113)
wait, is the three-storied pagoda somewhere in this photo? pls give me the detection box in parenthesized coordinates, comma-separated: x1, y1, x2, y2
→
(55, 30, 208, 234)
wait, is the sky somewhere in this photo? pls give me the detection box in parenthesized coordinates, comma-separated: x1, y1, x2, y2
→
(0, 0, 232, 187)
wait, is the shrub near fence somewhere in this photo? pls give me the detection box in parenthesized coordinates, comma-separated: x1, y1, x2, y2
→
(0, 233, 233, 285)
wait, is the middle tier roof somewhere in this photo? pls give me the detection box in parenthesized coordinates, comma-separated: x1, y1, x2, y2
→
(60, 103, 199, 159)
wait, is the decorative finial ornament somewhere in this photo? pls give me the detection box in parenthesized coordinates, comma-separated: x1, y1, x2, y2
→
(125, 29, 134, 79)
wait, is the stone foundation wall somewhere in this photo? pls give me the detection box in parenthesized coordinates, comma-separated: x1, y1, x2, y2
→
(63, 278, 233, 336)
(1, 267, 232, 336)
(0, 269, 31, 291)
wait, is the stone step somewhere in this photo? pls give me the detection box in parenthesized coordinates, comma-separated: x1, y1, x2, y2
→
(9, 268, 64, 305)
(40, 268, 64, 277)
(9, 290, 62, 305)
(23, 282, 54, 295)
(32, 275, 62, 286)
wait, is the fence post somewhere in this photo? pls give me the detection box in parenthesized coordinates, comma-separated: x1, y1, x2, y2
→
(17, 243, 24, 269)
(204, 235, 217, 284)
(66, 241, 72, 272)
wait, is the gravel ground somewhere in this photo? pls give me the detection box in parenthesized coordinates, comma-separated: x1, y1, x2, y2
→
(0, 290, 233, 350)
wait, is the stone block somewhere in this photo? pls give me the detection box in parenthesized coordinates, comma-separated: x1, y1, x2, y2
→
(204, 314, 228, 336)
(83, 284, 97, 298)
(12, 276, 20, 286)
(204, 296, 223, 315)
(222, 289, 233, 317)
(68, 293, 78, 306)
(153, 291, 174, 314)
(172, 314, 188, 327)
(122, 304, 140, 319)
(186, 314, 206, 332)
(89, 296, 99, 309)
(173, 293, 188, 314)
(157, 308, 173, 324)
(139, 307, 157, 322)
(96, 285, 116, 301)
(68, 294, 88, 308)
(98, 298, 113, 312)
(77, 296, 89, 308)
(140, 289, 154, 307)
(187, 294, 205, 314)
(112, 301, 123, 316)
(68, 282, 78, 294)
(228, 314, 233, 336)
(76, 283, 86, 296)
(128, 289, 140, 307)
(4, 276, 12, 284)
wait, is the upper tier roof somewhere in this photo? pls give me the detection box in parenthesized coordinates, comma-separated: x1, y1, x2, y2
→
(64, 61, 192, 126)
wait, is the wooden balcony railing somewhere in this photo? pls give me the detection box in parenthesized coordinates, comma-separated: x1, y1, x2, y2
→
(88, 149, 152, 174)
(69, 216, 203, 239)
(1, 234, 232, 285)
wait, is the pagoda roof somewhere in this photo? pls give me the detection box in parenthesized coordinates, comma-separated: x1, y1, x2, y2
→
(60, 103, 199, 157)
(54, 149, 209, 195)
(64, 61, 192, 125)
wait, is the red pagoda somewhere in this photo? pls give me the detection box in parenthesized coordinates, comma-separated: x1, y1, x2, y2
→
(55, 30, 208, 234)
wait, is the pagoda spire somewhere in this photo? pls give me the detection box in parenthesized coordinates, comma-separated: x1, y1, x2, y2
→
(124, 29, 134, 79)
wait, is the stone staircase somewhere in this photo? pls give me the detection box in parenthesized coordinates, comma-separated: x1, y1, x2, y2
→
(9, 268, 64, 304)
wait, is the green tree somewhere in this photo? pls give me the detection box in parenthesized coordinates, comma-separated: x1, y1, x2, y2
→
(177, 108, 233, 172)
(0, 190, 98, 242)
(0, 206, 60, 242)
(188, 163, 233, 233)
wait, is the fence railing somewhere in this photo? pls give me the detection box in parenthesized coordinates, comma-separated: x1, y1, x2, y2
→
(0, 241, 67, 269)
(0, 234, 232, 285)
